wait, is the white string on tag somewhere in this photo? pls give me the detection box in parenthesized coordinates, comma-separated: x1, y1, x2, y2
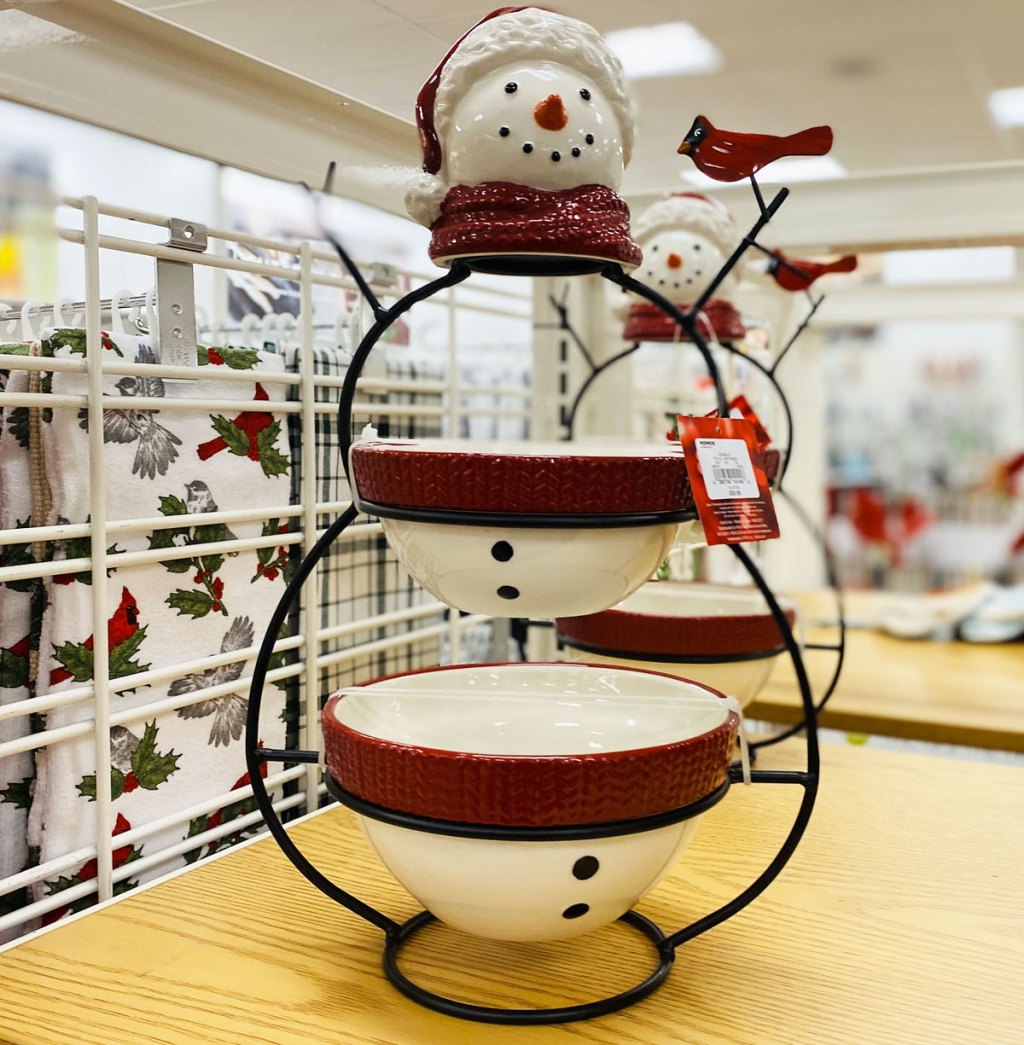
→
(724, 695, 751, 785)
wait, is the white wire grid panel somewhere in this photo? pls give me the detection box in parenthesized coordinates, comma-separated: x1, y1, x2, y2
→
(0, 196, 533, 944)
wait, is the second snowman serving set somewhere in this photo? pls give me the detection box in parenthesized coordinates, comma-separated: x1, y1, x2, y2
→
(245, 6, 844, 1026)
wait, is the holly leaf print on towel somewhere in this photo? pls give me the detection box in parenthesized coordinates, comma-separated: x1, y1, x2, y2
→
(171, 616, 254, 746)
(80, 345, 182, 479)
(43, 812, 142, 924)
(198, 345, 260, 370)
(0, 777, 32, 810)
(197, 383, 290, 478)
(50, 586, 149, 685)
(50, 327, 124, 358)
(51, 519, 125, 586)
(183, 748, 267, 864)
(77, 722, 181, 801)
(0, 519, 35, 593)
(150, 487, 232, 618)
(0, 635, 31, 689)
(252, 520, 290, 583)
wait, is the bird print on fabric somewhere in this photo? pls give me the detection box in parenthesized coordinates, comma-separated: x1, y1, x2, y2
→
(184, 479, 239, 542)
(82, 345, 183, 479)
(678, 115, 833, 182)
(171, 616, 255, 747)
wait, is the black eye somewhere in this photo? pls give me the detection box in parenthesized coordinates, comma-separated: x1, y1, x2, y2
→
(693, 243, 701, 251)
(579, 88, 591, 100)
(499, 126, 510, 137)
(505, 82, 518, 93)
(652, 244, 659, 252)
(694, 127, 703, 137)
(585, 133, 594, 145)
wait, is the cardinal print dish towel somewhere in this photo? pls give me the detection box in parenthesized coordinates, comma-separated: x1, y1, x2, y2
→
(25, 329, 292, 920)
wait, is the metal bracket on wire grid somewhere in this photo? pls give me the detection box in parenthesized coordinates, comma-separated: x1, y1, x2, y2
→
(156, 217, 207, 368)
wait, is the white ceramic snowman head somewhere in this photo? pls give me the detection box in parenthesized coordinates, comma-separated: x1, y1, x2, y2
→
(632, 193, 739, 305)
(407, 7, 641, 269)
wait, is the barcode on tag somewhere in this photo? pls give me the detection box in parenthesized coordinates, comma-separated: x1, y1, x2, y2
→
(695, 438, 758, 500)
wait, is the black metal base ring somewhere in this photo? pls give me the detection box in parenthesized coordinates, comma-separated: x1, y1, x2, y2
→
(382, 908, 674, 1026)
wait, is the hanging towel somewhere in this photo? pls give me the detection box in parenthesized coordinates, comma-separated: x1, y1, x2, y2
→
(26, 329, 293, 921)
(0, 350, 42, 942)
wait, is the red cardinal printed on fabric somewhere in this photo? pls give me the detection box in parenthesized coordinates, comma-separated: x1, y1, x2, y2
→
(678, 115, 833, 182)
(42, 812, 140, 925)
(197, 383, 274, 463)
(769, 251, 858, 292)
(49, 586, 147, 686)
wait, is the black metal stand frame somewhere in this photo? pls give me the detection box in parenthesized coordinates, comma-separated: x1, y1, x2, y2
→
(244, 178, 821, 1025)
(548, 188, 845, 752)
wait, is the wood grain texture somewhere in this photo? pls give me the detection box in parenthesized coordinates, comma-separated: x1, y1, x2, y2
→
(747, 591, 1024, 751)
(1, 741, 1022, 1044)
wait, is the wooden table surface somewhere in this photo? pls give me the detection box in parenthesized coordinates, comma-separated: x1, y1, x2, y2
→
(747, 590, 1024, 752)
(2, 740, 1022, 1045)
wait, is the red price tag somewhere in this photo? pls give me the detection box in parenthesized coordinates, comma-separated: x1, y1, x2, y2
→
(678, 414, 780, 545)
(704, 395, 773, 450)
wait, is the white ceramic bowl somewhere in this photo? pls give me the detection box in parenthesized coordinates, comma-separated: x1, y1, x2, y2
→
(557, 581, 797, 708)
(349, 439, 695, 618)
(322, 663, 737, 942)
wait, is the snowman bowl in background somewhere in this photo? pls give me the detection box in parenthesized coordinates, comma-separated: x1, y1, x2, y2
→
(322, 662, 737, 942)
(556, 581, 797, 708)
(349, 438, 698, 618)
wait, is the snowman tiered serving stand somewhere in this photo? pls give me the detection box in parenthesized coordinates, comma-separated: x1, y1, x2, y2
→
(245, 7, 822, 1025)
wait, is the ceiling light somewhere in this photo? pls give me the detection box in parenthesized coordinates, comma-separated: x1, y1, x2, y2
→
(681, 155, 847, 186)
(987, 86, 1024, 128)
(605, 22, 723, 79)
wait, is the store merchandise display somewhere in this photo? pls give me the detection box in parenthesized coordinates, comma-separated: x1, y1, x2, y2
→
(243, 4, 827, 1026)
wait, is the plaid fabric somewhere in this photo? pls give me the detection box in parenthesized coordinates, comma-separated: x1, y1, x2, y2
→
(282, 346, 447, 703)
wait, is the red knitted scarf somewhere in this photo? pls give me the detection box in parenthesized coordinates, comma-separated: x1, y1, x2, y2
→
(622, 299, 745, 343)
(429, 181, 642, 268)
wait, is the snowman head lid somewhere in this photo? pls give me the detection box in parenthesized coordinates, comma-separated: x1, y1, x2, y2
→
(624, 193, 745, 342)
(632, 193, 737, 262)
(407, 6, 642, 271)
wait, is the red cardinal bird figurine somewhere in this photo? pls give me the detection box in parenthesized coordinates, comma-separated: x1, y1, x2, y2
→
(678, 115, 833, 183)
(769, 251, 857, 292)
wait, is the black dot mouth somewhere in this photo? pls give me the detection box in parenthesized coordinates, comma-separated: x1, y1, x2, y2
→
(562, 903, 590, 919)
(497, 585, 520, 600)
(502, 131, 593, 158)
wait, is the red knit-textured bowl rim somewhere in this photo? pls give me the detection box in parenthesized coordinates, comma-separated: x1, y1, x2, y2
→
(350, 441, 694, 515)
(556, 585, 797, 658)
(322, 663, 738, 827)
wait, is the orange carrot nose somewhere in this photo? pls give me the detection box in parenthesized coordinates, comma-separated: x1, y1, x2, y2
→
(667, 253, 683, 269)
(534, 94, 568, 131)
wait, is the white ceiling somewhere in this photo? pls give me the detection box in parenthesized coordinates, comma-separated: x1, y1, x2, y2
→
(125, 0, 1024, 195)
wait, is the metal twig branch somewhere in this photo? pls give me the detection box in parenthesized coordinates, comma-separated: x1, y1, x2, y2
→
(300, 161, 386, 321)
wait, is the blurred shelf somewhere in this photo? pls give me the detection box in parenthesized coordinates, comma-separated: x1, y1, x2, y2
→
(750, 590, 1024, 752)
